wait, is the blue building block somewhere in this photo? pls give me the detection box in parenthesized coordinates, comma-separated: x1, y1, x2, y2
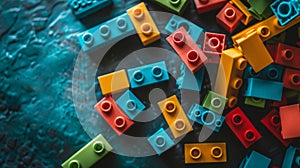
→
(239, 151, 271, 168)
(187, 104, 225, 132)
(147, 128, 175, 155)
(244, 78, 283, 101)
(270, 0, 300, 26)
(127, 61, 169, 89)
(282, 146, 300, 168)
(77, 13, 135, 52)
(116, 90, 146, 120)
(69, 0, 113, 19)
(243, 64, 284, 82)
(178, 64, 205, 91)
(165, 15, 204, 43)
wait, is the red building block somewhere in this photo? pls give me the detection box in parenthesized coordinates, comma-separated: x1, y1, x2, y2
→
(94, 96, 134, 135)
(266, 44, 277, 60)
(273, 43, 300, 70)
(203, 32, 226, 55)
(166, 27, 207, 73)
(194, 0, 228, 14)
(269, 93, 287, 107)
(216, 3, 244, 33)
(261, 109, 291, 147)
(225, 107, 262, 148)
(283, 68, 300, 91)
(280, 104, 300, 139)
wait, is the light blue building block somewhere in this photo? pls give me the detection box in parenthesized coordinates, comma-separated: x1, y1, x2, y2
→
(116, 90, 146, 120)
(147, 128, 174, 155)
(187, 104, 225, 132)
(282, 146, 300, 168)
(244, 78, 283, 101)
(239, 151, 271, 168)
(165, 15, 204, 43)
(270, 0, 299, 26)
(77, 13, 135, 52)
(127, 61, 169, 89)
(178, 65, 205, 91)
(243, 64, 284, 82)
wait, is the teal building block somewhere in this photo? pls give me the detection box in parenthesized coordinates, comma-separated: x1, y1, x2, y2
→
(116, 90, 146, 120)
(247, 0, 273, 20)
(239, 151, 271, 168)
(178, 65, 205, 91)
(69, 0, 112, 19)
(154, 0, 189, 15)
(202, 91, 227, 115)
(270, 0, 300, 26)
(282, 146, 300, 168)
(147, 128, 175, 155)
(61, 134, 113, 168)
(77, 13, 135, 52)
(243, 64, 284, 82)
(244, 97, 266, 108)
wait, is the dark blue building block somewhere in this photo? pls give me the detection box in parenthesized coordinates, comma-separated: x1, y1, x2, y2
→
(270, 0, 299, 26)
(244, 78, 283, 101)
(77, 13, 135, 52)
(116, 90, 146, 120)
(243, 64, 284, 82)
(165, 15, 204, 43)
(239, 151, 271, 168)
(147, 128, 175, 155)
(178, 65, 205, 91)
(69, 0, 113, 19)
(127, 61, 169, 89)
(282, 146, 300, 168)
(187, 104, 225, 132)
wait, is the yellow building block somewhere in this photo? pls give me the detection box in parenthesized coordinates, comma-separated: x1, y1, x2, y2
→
(229, 0, 253, 25)
(98, 69, 130, 95)
(232, 15, 300, 44)
(184, 142, 227, 164)
(214, 48, 247, 108)
(157, 95, 193, 139)
(235, 30, 273, 72)
(127, 2, 160, 46)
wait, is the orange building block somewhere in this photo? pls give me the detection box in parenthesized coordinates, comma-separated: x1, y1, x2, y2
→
(98, 69, 130, 95)
(280, 104, 300, 139)
(214, 48, 247, 108)
(157, 95, 193, 138)
(184, 142, 227, 163)
(127, 2, 160, 46)
(229, 0, 253, 25)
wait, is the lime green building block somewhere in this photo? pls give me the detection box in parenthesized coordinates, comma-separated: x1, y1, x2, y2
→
(247, 0, 273, 20)
(202, 91, 227, 115)
(62, 134, 113, 168)
(244, 97, 266, 108)
(154, 0, 189, 15)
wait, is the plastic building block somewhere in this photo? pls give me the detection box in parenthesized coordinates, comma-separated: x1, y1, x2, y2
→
(232, 15, 300, 43)
(214, 48, 247, 108)
(61, 134, 113, 168)
(234, 29, 273, 73)
(77, 13, 135, 52)
(179, 65, 205, 91)
(157, 95, 193, 138)
(203, 32, 226, 55)
(229, 0, 253, 25)
(127, 2, 160, 46)
(166, 27, 208, 73)
(188, 104, 225, 132)
(239, 151, 271, 168)
(194, 0, 228, 14)
(184, 142, 227, 163)
(280, 104, 300, 139)
(244, 97, 266, 108)
(202, 91, 227, 114)
(216, 3, 244, 33)
(247, 0, 273, 20)
(243, 64, 284, 82)
(127, 61, 169, 89)
(283, 68, 300, 91)
(282, 146, 300, 168)
(68, 0, 112, 19)
(270, 0, 300, 26)
(165, 15, 204, 42)
(266, 31, 286, 44)
(225, 107, 262, 148)
(269, 93, 287, 107)
(116, 90, 146, 120)
(98, 69, 130, 95)
(261, 109, 291, 147)
(154, 0, 189, 15)
(147, 128, 175, 155)
(244, 78, 283, 101)
(94, 96, 134, 135)
(272, 43, 300, 70)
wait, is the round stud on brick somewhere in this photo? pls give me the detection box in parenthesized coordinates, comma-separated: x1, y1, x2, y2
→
(199, 0, 209, 4)
(68, 160, 81, 168)
(170, 20, 177, 28)
(114, 116, 126, 128)
(155, 135, 166, 148)
(277, 2, 292, 18)
(178, 22, 190, 33)
(208, 37, 221, 50)
(193, 109, 202, 118)
(173, 31, 185, 46)
(281, 49, 294, 61)
(170, 0, 181, 6)
(268, 68, 279, 80)
(225, 7, 236, 21)
(190, 147, 201, 159)
(249, 67, 260, 77)
(83, 33, 94, 46)
(117, 17, 128, 31)
(164, 101, 176, 113)
(99, 25, 111, 39)
(257, 26, 271, 38)
(152, 66, 163, 79)
(132, 7, 144, 19)
(126, 100, 137, 111)
(100, 100, 112, 113)
(175, 119, 186, 131)
(201, 111, 215, 126)
(244, 129, 256, 142)
(187, 50, 200, 64)
(70, 0, 81, 10)
(236, 58, 247, 71)
(215, 119, 223, 127)
(211, 97, 222, 109)
(133, 70, 145, 83)
(232, 113, 243, 125)
(251, 97, 262, 103)
(141, 23, 153, 36)
(270, 114, 280, 127)
(232, 78, 243, 89)
(86, 0, 92, 5)
(289, 74, 300, 86)
(295, 156, 300, 166)
(228, 96, 237, 108)
(211, 146, 223, 159)
(93, 141, 105, 154)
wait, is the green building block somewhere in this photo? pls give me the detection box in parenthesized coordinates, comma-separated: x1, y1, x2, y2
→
(244, 97, 266, 108)
(202, 91, 227, 115)
(154, 0, 189, 15)
(62, 134, 113, 168)
(247, 0, 273, 20)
